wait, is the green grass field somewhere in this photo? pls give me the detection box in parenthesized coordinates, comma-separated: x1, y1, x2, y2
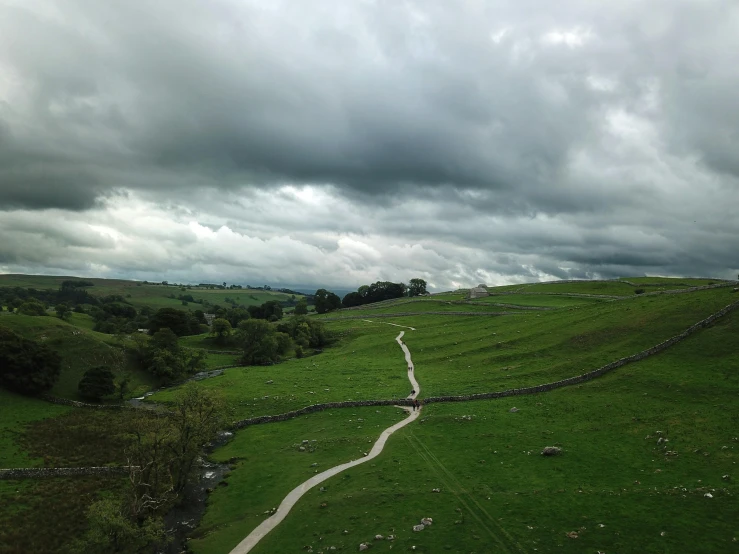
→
(0, 273, 304, 312)
(1, 276, 737, 553)
(188, 302, 739, 554)
(0, 389, 70, 468)
(0, 315, 155, 400)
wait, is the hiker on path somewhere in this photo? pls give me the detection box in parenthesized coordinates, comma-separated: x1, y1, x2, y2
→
(409, 389, 415, 397)
(414, 399, 420, 411)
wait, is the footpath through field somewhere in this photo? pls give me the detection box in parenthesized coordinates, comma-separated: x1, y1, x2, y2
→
(229, 331, 420, 554)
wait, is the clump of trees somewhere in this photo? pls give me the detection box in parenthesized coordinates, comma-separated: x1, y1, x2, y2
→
(341, 278, 427, 308)
(314, 289, 341, 314)
(75, 385, 227, 553)
(0, 325, 61, 395)
(129, 328, 206, 383)
(147, 308, 201, 337)
(78, 366, 117, 401)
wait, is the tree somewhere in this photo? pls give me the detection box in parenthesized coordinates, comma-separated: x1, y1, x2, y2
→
(236, 319, 281, 365)
(55, 303, 72, 320)
(277, 316, 331, 348)
(314, 289, 341, 314)
(408, 278, 428, 297)
(78, 366, 117, 401)
(147, 308, 199, 337)
(74, 497, 167, 554)
(341, 291, 363, 308)
(18, 299, 47, 316)
(124, 386, 227, 523)
(0, 325, 61, 395)
(167, 384, 227, 493)
(210, 318, 232, 344)
(294, 298, 308, 315)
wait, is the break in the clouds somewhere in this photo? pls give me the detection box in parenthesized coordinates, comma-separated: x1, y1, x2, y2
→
(1, 0, 738, 290)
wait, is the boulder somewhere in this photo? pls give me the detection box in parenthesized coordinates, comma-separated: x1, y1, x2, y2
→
(509, 407, 519, 413)
(413, 524, 425, 532)
(541, 446, 562, 456)
(359, 543, 369, 551)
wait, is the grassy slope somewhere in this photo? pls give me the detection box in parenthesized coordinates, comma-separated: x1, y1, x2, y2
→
(188, 405, 408, 553)
(197, 307, 738, 554)
(151, 322, 408, 419)
(0, 273, 302, 312)
(0, 389, 70, 468)
(157, 287, 737, 420)
(401, 287, 736, 397)
(0, 315, 155, 400)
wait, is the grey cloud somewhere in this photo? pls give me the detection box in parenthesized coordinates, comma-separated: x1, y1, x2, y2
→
(1, 1, 738, 286)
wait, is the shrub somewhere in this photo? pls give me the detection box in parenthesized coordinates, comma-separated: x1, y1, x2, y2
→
(78, 366, 117, 401)
(0, 326, 61, 395)
(634, 289, 645, 295)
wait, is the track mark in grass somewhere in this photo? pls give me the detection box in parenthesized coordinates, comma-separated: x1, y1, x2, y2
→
(362, 319, 417, 330)
(406, 430, 526, 554)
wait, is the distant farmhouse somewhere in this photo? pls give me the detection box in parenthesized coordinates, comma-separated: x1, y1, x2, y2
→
(203, 313, 216, 326)
(468, 284, 489, 299)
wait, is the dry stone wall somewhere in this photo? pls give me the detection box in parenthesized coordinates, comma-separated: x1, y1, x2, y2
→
(0, 466, 132, 480)
(423, 300, 739, 405)
(234, 300, 738, 427)
(233, 398, 414, 429)
(40, 395, 132, 409)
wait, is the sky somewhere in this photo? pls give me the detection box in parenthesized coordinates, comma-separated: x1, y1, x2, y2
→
(1, 0, 738, 293)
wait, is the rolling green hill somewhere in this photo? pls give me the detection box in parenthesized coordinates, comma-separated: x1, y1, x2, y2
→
(0, 273, 304, 312)
(0, 314, 155, 401)
(1, 276, 737, 553)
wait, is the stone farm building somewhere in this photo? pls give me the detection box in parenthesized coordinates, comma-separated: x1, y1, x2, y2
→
(468, 285, 489, 299)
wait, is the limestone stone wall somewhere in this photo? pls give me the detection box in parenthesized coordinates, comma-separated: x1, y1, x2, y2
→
(423, 300, 739, 405)
(0, 466, 132, 480)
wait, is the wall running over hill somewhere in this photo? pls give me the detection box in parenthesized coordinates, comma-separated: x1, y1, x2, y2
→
(423, 300, 739, 404)
(233, 300, 739, 427)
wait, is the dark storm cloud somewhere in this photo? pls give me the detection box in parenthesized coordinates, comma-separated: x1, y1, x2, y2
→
(0, 0, 700, 207)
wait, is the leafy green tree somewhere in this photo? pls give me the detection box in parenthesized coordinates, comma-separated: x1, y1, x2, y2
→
(314, 289, 341, 314)
(167, 384, 228, 493)
(78, 366, 117, 401)
(277, 316, 331, 349)
(408, 278, 428, 297)
(210, 318, 232, 344)
(0, 326, 61, 395)
(18, 299, 47, 316)
(294, 298, 308, 315)
(150, 328, 179, 352)
(236, 319, 280, 365)
(74, 497, 167, 554)
(341, 291, 363, 307)
(55, 303, 72, 320)
(147, 308, 199, 337)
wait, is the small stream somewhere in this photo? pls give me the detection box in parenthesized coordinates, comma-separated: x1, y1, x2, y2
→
(162, 430, 233, 553)
(126, 369, 234, 552)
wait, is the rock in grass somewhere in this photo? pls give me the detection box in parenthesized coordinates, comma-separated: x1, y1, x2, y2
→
(413, 524, 425, 532)
(509, 407, 519, 413)
(541, 446, 562, 456)
(421, 517, 433, 526)
(359, 543, 369, 551)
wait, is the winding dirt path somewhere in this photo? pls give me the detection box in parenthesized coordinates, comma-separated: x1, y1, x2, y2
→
(229, 332, 420, 554)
